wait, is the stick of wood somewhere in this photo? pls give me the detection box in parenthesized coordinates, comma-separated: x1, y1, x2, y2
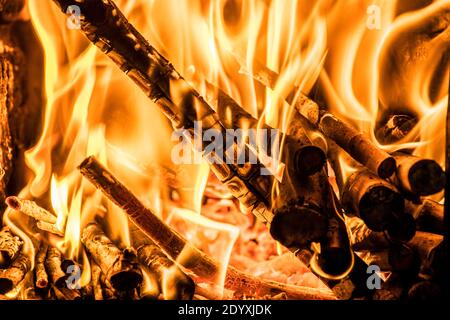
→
(345, 215, 392, 251)
(45, 247, 67, 288)
(391, 152, 445, 196)
(79, 156, 335, 300)
(230, 56, 396, 179)
(0, 226, 23, 268)
(81, 223, 143, 292)
(0, 253, 30, 294)
(342, 168, 415, 241)
(35, 242, 48, 289)
(36, 221, 64, 237)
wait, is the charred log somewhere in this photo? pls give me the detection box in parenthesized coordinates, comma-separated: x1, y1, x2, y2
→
(0, 226, 22, 268)
(81, 223, 143, 292)
(0, 253, 30, 294)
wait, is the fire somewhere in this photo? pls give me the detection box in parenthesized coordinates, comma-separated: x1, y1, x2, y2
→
(0, 0, 448, 300)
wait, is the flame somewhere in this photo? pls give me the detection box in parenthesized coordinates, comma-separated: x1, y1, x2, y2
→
(1, 0, 446, 299)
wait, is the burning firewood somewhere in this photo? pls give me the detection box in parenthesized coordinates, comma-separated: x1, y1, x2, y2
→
(81, 223, 143, 292)
(213, 86, 327, 176)
(0, 226, 22, 268)
(34, 241, 48, 289)
(0, 253, 30, 294)
(0, 0, 24, 22)
(137, 244, 195, 300)
(5, 197, 64, 236)
(270, 171, 329, 250)
(130, 224, 195, 300)
(406, 199, 444, 235)
(230, 55, 397, 179)
(78, 156, 335, 300)
(342, 168, 415, 241)
(45, 247, 67, 289)
(390, 152, 445, 196)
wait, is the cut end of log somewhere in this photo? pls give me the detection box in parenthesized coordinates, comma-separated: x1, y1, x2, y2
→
(377, 157, 397, 179)
(359, 186, 405, 231)
(270, 204, 328, 248)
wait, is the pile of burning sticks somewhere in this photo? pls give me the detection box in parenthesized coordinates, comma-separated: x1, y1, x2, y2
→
(0, 0, 448, 300)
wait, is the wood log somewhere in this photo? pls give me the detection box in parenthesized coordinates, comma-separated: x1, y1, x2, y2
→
(407, 281, 443, 301)
(51, 0, 276, 237)
(406, 199, 444, 235)
(35, 242, 48, 289)
(45, 247, 67, 288)
(5, 196, 57, 224)
(391, 152, 445, 196)
(229, 55, 396, 178)
(0, 253, 30, 294)
(0, 226, 22, 268)
(213, 85, 326, 176)
(79, 156, 335, 300)
(342, 168, 415, 241)
(270, 171, 329, 249)
(137, 245, 194, 300)
(81, 223, 143, 292)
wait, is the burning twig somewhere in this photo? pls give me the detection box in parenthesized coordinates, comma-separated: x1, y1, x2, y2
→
(81, 223, 143, 292)
(78, 156, 335, 300)
(376, 114, 417, 145)
(35, 242, 48, 289)
(342, 168, 415, 241)
(231, 56, 397, 179)
(391, 152, 445, 196)
(5, 196, 57, 224)
(0, 253, 30, 294)
(137, 244, 195, 300)
(0, 226, 23, 268)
